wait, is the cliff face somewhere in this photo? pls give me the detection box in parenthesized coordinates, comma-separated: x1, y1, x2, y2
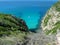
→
(0, 13, 29, 45)
(41, 1, 60, 45)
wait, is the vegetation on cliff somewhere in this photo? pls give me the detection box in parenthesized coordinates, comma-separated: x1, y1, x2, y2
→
(41, 1, 60, 35)
(0, 13, 29, 36)
(0, 13, 29, 45)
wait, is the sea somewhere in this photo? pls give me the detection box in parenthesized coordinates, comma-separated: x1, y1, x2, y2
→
(0, 1, 57, 30)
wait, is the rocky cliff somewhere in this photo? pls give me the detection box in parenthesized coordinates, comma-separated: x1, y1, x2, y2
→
(41, 1, 60, 45)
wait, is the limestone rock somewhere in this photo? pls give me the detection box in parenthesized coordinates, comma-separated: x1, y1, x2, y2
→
(41, 1, 60, 45)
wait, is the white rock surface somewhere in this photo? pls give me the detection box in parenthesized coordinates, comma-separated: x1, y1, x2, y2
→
(41, 2, 60, 45)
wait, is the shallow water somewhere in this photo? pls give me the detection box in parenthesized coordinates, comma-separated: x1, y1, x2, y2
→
(0, 1, 57, 29)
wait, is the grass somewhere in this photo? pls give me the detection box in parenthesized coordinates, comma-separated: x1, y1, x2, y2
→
(0, 13, 29, 36)
(54, 21, 60, 29)
(0, 13, 29, 45)
(54, 2, 60, 11)
(0, 31, 27, 45)
(46, 21, 60, 35)
(44, 15, 51, 26)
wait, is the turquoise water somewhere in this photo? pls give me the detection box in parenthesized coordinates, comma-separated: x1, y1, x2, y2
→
(0, 1, 57, 29)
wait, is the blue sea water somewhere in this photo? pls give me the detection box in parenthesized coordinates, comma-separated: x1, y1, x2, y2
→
(0, 1, 57, 29)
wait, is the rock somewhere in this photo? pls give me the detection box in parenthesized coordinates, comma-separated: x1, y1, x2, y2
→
(41, 1, 60, 45)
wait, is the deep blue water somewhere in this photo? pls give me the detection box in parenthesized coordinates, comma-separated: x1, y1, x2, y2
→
(0, 1, 57, 29)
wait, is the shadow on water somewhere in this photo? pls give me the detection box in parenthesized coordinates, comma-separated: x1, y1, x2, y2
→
(29, 28, 38, 33)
